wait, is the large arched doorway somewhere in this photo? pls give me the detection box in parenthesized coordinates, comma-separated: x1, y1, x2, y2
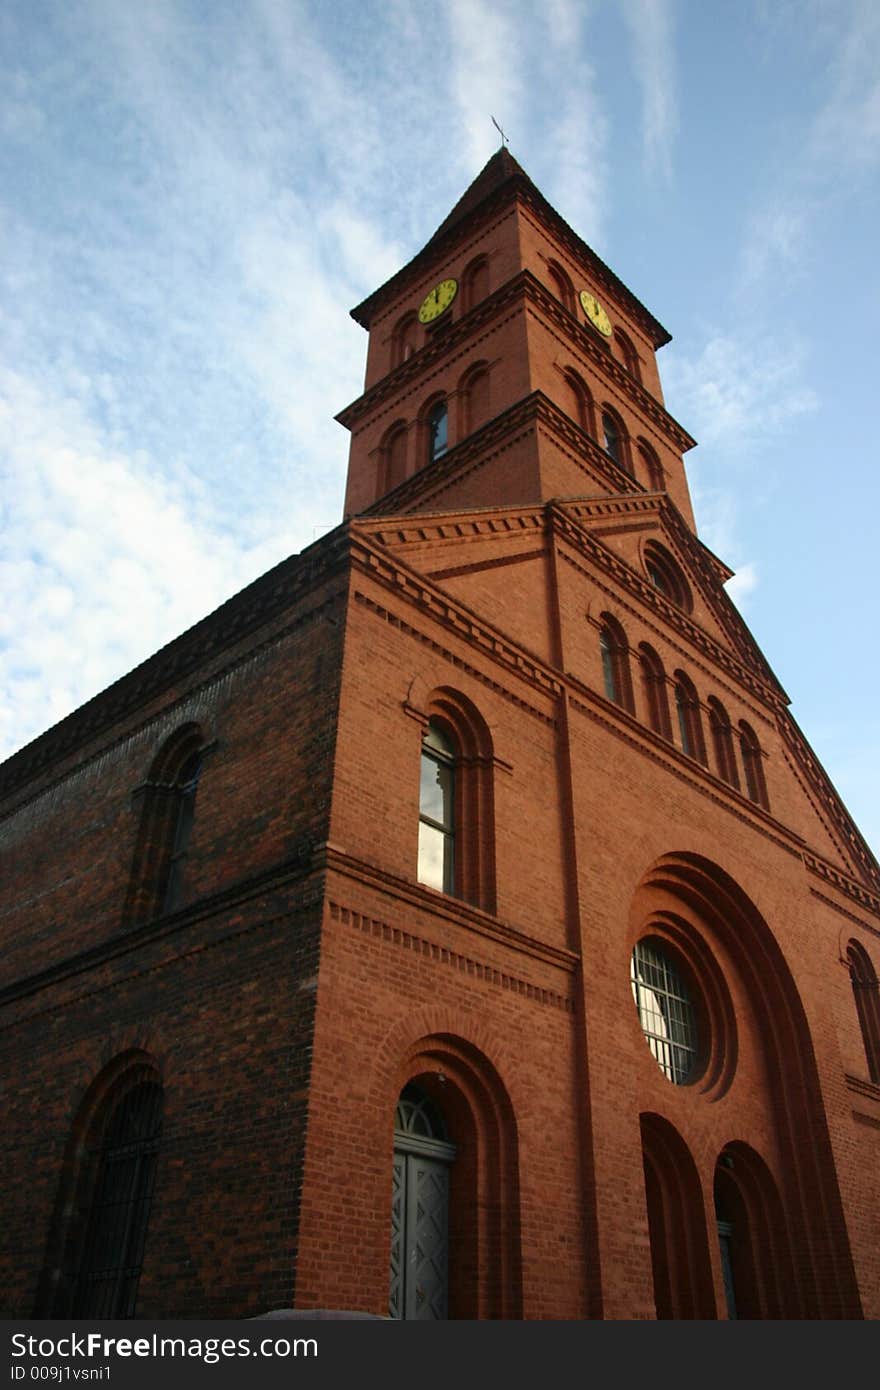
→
(389, 1083, 457, 1320)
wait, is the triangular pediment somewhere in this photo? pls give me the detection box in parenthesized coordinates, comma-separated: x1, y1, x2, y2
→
(552, 493, 786, 699)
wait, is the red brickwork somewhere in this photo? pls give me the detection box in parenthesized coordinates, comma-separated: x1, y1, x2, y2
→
(1, 151, 878, 1320)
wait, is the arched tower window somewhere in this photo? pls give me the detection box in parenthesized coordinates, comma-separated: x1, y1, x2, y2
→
(602, 407, 631, 475)
(599, 615, 634, 713)
(561, 369, 596, 437)
(674, 672, 707, 765)
(462, 255, 490, 311)
(637, 440, 665, 491)
(460, 363, 490, 435)
(708, 698, 740, 790)
(638, 643, 672, 740)
(547, 260, 575, 314)
(381, 421, 408, 495)
(847, 941, 880, 1084)
(392, 312, 421, 368)
(427, 400, 448, 464)
(123, 724, 206, 925)
(616, 328, 641, 382)
(739, 721, 769, 810)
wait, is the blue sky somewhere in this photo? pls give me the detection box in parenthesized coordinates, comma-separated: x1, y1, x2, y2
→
(1, 0, 878, 858)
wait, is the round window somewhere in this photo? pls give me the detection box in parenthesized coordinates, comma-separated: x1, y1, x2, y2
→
(630, 939, 702, 1084)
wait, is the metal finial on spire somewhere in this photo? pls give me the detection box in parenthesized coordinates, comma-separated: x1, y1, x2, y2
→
(491, 115, 509, 148)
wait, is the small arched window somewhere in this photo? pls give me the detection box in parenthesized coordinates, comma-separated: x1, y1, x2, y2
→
(427, 401, 448, 464)
(639, 643, 672, 740)
(739, 721, 769, 810)
(124, 725, 206, 926)
(599, 616, 634, 713)
(392, 312, 421, 368)
(637, 441, 665, 491)
(602, 409, 631, 475)
(644, 541, 692, 612)
(847, 942, 880, 1084)
(708, 698, 740, 790)
(418, 720, 456, 896)
(461, 365, 490, 435)
(381, 422, 408, 494)
(548, 260, 575, 314)
(674, 672, 707, 765)
(462, 255, 490, 311)
(616, 328, 641, 382)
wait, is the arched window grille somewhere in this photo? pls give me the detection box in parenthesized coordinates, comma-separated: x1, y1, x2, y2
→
(427, 401, 448, 464)
(739, 721, 769, 810)
(72, 1074, 163, 1318)
(674, 673, 707, 765)
(708, 698, 740, 790)
(847, 941, 880, 1084)
(631, 940, 700, 1085)
(418, 720, 456, 895)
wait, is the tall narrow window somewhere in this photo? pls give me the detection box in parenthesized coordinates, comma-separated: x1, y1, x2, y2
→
(602, 409, 631, 474)
(599, 616, 634, 713)
(462, 255, 490, 311)
(674, 673, 707, 765)
(847, 941, 880, 1084)
(739, 721, 769, 810)
(418, 720, 456, 894)
(548, 260, 575, 314)
(392, 312, 421, 367)
(639, 644, 672, 740)
(72, 1075, 163, 1318)
(382, 423, 408, 494)
(428, 401, 448, 463)
(708, 698, 740, 790)
(163, 751, 202, 912)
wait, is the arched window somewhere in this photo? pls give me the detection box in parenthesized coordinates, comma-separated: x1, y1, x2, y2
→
(639, 643, 672, 740)
(599, 615, 634, 713)
(381, 422, 408, 494)
(644, 541, 692, 612)
(602, 408, 631, 475)
(713, 1145, 797, 1319)
(37, 1057, 163, 1318)
(415, 691, 496, 911)
(674, 672, 707, 765)
(739, 721, 769, 810)
(392, 312, 421, 368)
(427, 400, 448, 464)
(547, 260, 575, 314)
(123, 725, 206, 925)
(637, 441, 665, 491)
(462, 255, 490, 311)
(708, 698, 740, 790)
(847, 941, 880, 1084)
(616, 328, 641, 382)
(460, 364, 490, 435)
(561, 369, 595, 437)
(418, 720, 456, 895)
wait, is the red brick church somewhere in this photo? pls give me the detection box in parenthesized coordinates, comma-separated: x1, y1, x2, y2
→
(2, 150, 878, 1320)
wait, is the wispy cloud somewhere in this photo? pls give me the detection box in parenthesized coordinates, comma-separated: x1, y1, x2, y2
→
(620, 0, 678, 181)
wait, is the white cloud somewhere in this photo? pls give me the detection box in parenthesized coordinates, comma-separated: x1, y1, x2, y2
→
(620, 0, 678, 182)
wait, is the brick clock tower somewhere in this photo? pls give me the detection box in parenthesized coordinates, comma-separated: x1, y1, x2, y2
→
(2, 151, 879, 1321)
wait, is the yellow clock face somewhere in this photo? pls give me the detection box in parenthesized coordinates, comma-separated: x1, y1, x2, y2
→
(579, 290, 613, 337)
(418, 277, 458, 324)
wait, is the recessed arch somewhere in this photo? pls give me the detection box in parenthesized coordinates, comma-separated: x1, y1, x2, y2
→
(547, 259, 575, 314)
(35, 1050, 163, 1317)
(379, 418, 409, 495)
(632, 852, 862, 1318)
(846, 940, 880, 1083)
(708, 697, 740, 790)
(391, 310, 421, 367)
(388, 1032, 522, 1319)
(599, 613, 635, 714)
(123, 723, 206, 925)
(461, 254, 490, 311)
(600, 404, 632, 475)
(636, 439, 665, 491)
(638, 642, 673, 741)
(714, 1142, 798, 1318)
(457, 360, 491, 436)
(418, 687, 496, 912)
(644, 540, 692, 612)
(640, 1113, 715, 1319)
(616, 327, 641, 382)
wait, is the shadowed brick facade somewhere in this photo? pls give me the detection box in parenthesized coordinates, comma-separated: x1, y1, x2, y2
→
(2, 152, 878, 1319)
